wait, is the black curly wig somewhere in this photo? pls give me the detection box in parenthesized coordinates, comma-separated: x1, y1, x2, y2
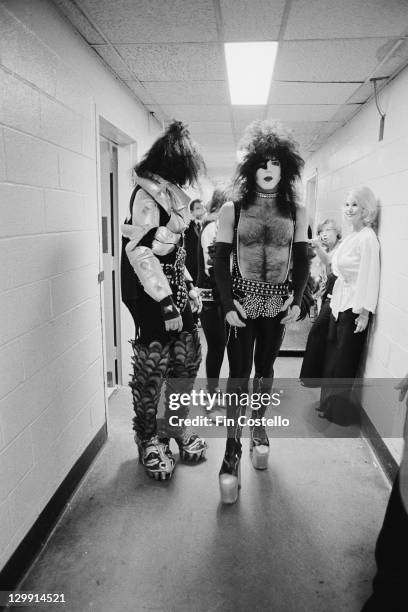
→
(233, 120, 304, 216)
(134, 120, 205, 187)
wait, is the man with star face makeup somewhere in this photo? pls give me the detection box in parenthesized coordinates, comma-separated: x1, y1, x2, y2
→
(213, 120, 309, 503)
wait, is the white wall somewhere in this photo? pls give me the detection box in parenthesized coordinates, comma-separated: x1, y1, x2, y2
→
(0, 0, 160, 571)
(304, 66, 408, 459)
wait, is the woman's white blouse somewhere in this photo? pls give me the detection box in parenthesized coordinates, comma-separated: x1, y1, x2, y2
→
(330, 226, 380, 320)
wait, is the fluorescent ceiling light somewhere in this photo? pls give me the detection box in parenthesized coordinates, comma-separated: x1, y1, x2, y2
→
(224, 42, 278, 105)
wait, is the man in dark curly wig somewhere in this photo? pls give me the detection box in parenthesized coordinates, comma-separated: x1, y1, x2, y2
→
(214, 120, 309, 503)
(121, 120, 208, 481)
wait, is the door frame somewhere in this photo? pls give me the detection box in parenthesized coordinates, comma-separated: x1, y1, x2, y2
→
(96, 116, 136, 398)
(99, 137, 122, 390)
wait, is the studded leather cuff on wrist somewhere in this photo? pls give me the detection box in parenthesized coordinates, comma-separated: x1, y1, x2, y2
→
(160, 296, 179, 321)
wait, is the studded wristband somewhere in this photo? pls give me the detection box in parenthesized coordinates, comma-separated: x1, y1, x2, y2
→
(160, 296, 180, 321)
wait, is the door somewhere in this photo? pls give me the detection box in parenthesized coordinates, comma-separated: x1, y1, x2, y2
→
(99, 137, 122, 388)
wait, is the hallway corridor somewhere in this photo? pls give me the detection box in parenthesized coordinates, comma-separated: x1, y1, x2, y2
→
(2, 2, 408, 610)
(15, 357, 390, 612)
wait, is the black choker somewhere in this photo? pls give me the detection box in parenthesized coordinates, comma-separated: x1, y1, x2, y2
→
(255, 191, 277, 199)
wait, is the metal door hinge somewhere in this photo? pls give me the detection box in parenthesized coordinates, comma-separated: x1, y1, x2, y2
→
(98, 271, 105, 283)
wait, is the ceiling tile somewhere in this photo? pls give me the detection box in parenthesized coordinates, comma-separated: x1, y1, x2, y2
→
(278, 122, 319, 138)
(284, 0, 408, 40)
(274, 39, 390, 81)
(267, 104, 341, 122)
(187, 121, 234, 136)
(138, 81, 230, 105)
(281, 121, 341, 144)
(116, 43, 225, 81)
(125, 81, 158, 105)
(81, 0, 218, 43)
(49, 0, 408, 172)
(220, 0, 285, 41)
(195, 133, 235, 147)
(149, 105, 230, 123)
(231, 106, 267, 126)
(269, 81, 361, 105)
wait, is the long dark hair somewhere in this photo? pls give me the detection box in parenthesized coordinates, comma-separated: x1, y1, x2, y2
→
(233, 120, 304, 216)
(134, 120, 205, 187)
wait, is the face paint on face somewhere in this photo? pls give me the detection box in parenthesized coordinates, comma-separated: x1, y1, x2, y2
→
(255, 158, 281, 192)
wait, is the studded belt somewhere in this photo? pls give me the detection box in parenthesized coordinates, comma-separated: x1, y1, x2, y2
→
(198, 288, 213, 301)
(232, 275, 290, 318)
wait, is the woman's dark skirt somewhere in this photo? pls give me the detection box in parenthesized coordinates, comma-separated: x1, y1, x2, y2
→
(319, 309, 369, 426)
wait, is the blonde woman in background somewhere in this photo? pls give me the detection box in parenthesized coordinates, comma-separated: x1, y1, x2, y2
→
(318, 186, 380, 425)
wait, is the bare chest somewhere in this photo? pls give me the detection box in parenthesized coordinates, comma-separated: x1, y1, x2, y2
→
(237, 202, 294, 282)
(238, 204, 293, 247)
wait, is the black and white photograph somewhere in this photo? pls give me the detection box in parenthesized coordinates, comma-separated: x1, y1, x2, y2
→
(1, 1, 408, 610)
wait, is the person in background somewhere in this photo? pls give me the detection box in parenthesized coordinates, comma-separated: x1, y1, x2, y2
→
(120, 121, 207, 481)
(310, 218, 342, 305)
(300, 218, 342, 386)
(362, 372, 408, 611)
(196, 188, 228, 407)
(184, 198, 206, 284)
(318, 186, 380, 424)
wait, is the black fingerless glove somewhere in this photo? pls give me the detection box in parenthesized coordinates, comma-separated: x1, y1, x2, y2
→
(292, 242, 310, 308)
(160, 296, 180, 322)
(214, 242, 235, 314)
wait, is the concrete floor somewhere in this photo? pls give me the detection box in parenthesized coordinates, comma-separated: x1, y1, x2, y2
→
(16, 346, 391, 612)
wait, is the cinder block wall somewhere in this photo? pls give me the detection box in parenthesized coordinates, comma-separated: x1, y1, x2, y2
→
(0, 0, 159, 570)
(304, 65, 408, 459)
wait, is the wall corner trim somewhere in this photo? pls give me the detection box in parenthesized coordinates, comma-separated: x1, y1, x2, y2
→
(361, 411, 398, 484)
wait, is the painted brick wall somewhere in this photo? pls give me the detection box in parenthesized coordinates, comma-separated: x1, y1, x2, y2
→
(303, 65, 408, 460)
(0, 0, 160, 570)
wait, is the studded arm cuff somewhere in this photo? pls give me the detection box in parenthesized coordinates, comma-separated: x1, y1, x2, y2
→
(160, 295, 180, 321)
